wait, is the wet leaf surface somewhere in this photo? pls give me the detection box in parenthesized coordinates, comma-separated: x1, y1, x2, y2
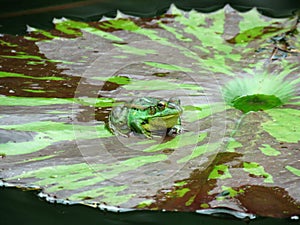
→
(0, 5, 299, 219)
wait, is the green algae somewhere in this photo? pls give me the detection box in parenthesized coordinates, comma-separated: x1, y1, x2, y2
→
(136, 199, 155, 208)
(230, 26, 282, 44)
(22, 89, 49, 93)
(262, 108, 300, 143)
(177, 142, 220, 163)
(0, 96, 114, 107)
(185, 195, 196, 206)
(169, 188, 190, 198)
(113, 44, 157, 56)
(1, 54, 74, 64)
(157, 21, 192, 42)
(20, 155, 56, 163)
(216, 186, 244, 201)
(285, 165, 300, 177)
(8, 154, 168, 192)
(183, 103, 226, 123)
(0, 40, 18, 47)
(54, 20, 88, 36)
(208, 164, 232, 180)
(234, 9, 287, 44)
(243, 162, 274, 183)
(144, 62, 192, 73)
(29, 28, 60, 39)
(174, 181, 188, 187)
(258, 144, 281, 156)
(225, 138, 243, 152)
(83, 27, 124, 42)
(221, 186, 244, 198)
(144, 132, 207, 153)
(0, 121, 112, 155)
(0, 96, 74, 106)
(101, 19, 167, 42)
(123, 79, 203, 91)
(69, 185, 135, 205)
(0, 71, 65, 80)
(92, 76, 131, 85)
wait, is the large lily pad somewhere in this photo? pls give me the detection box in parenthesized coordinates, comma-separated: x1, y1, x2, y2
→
(0, 5, 299, 219)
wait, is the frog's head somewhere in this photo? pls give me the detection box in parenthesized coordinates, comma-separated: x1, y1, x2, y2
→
(109, 97, 183, 137)
(140, 97, 183, 132)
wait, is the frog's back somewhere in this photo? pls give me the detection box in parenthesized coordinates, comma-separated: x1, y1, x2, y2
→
(128, 97, 158, 110)
(108, 97, 156, 135)
(108, 104, 130, 135)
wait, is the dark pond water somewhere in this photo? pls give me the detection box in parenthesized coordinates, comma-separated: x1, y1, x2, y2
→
(1, 0, 299, 34)
(1, 187, 298, 225)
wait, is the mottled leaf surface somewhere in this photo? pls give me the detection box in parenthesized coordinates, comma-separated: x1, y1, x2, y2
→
(0, 6, 299, 218)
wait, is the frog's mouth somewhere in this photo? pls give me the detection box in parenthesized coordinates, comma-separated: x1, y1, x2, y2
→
(145, 114, 180, 131)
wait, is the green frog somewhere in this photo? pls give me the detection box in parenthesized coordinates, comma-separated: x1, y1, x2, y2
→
(109, 97, 183, 138)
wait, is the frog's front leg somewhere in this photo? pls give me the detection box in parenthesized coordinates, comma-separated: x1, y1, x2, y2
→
(167, 117, 182, 136)
(168, 125, 182, 136)
(130, 119, 151, 138)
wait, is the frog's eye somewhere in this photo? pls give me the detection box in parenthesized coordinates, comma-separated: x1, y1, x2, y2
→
(149, 106, 156, 115)
(157, 101, 166, 111)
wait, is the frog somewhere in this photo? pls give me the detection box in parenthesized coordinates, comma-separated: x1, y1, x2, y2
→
(108, 97, 183, 138)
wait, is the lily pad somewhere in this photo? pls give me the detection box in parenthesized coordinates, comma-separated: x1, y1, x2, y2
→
(0, 5, 299, 220)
